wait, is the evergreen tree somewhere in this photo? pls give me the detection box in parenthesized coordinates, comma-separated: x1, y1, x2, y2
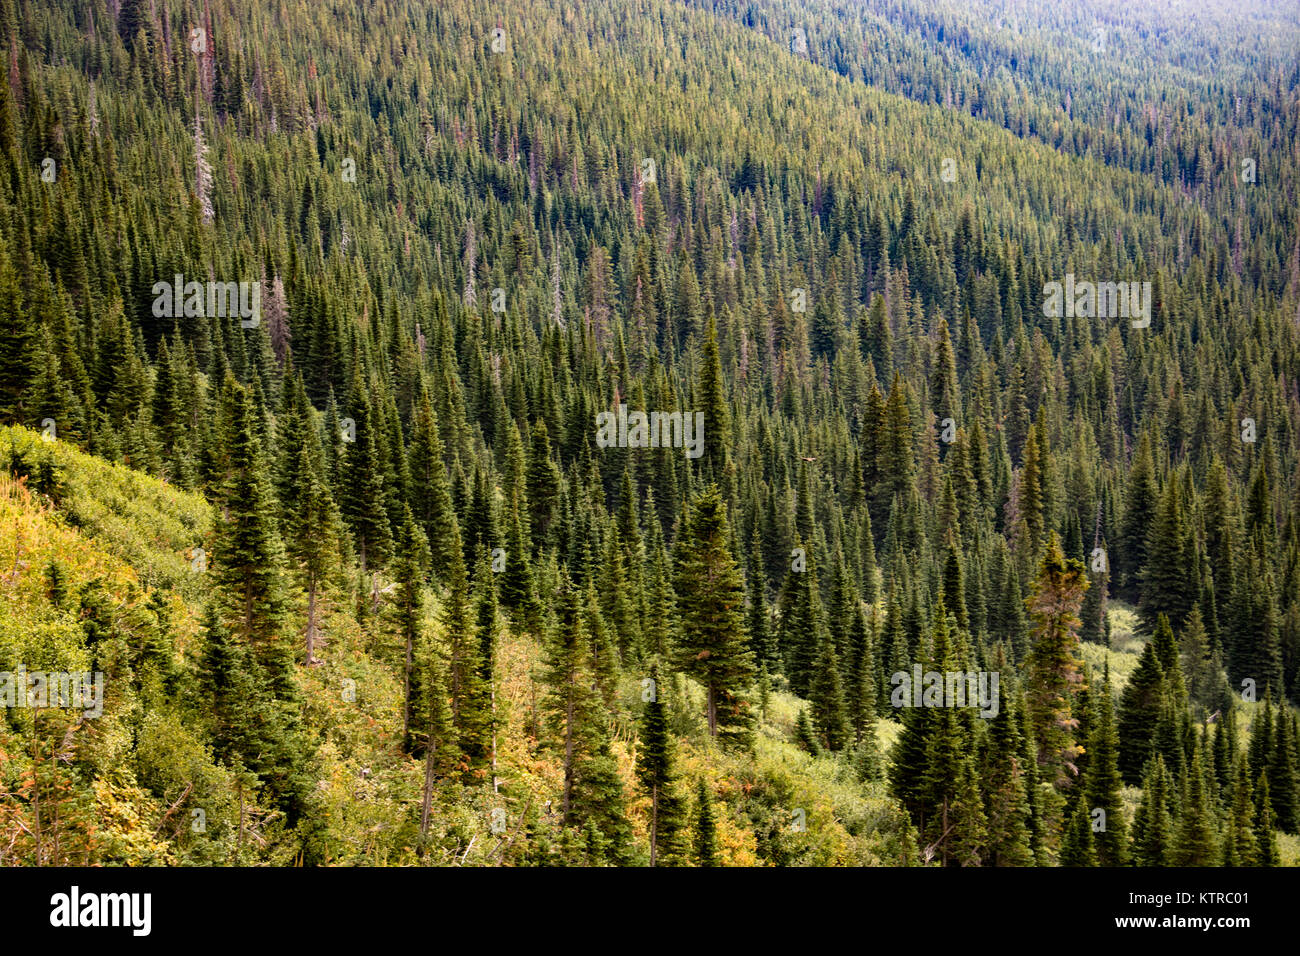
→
(792, 707, 821, 757)
(443, 520, 490, 775)
(673, 485, 756, 747)
(1083, 664, 1129, 865)
(1024, 535, 1088, 788)
(408, 391, 459, 579)
(809, 632, 849, 752)
(340, 389, 393, 572)
(1118, 640, 1165, 785)
(1059, 802, 1097, 866)
(541, 578, 631, 861)
(637, 666, 688, 866)
(210, 379, 290, 671)
(1254, 774, 1281, 866)
(693, 779, 721, 867)
(1172, 747, 1220, 865)
(1131, 755, 1175, 866)
(1221, 758, 1258, 866)
(980, 695, 1034, 866)
(394, 509, 431, 753)
(1118, 434, 1158, 602)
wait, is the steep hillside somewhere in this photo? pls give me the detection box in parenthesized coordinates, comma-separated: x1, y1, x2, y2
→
(0, 0, 1297, 867)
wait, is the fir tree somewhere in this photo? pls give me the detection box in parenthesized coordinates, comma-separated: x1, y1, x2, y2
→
(694, 779, 721, 867)
(1172, 748, 1219, 865)
(1083, 664, 1129, 865)
(1254, 774, 1281, 866)
(637, 666, 687, 866)
(1221, 758, 1258, 866)
(1024, 534, 1088, 788)
(1118, 640, 1165, 785)
(394, 510, 431, 753)
(673, 485, 756, 747)
(1059, 802, 1097, 866)
(1131, 755, 1175, 866)
(541, 578, 631, 860)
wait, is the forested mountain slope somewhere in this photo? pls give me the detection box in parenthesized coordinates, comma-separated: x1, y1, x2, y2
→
(0, 0, 1297, 865)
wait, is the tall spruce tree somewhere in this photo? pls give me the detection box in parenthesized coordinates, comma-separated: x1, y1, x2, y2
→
(637, 666, 688, 866)
(1024, 534, 1088, 789)
(1083, 664, 1129, 865)
(673, 485, 756, 747)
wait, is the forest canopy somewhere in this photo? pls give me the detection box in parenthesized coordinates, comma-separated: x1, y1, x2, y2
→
(0, 0, 1297, 868)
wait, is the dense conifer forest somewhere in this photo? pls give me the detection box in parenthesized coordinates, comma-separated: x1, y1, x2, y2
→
(0, 0, 1298, 868)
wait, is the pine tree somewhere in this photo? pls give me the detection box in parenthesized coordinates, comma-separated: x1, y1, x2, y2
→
(202, 380, 312, 825)
(794, 707, 823, 757)
(1059, 802, 1097, 866)
(1084, 664, 1129, 865)
(852, 716, 884, 783)
(1080, 534, 1109, 646)
(541, 578, 632, 860)
(1180, 605, 1219, 712)
(340, 388, 393, 572)
(696, 311, 732, 486)
(394, 510, 431, 752)
(693, 778, 721, 867)
(283, 421, 343, 665)
(1266, 711, 1299, 833)
(0, 243, 36, 421)
(1118, 433, 1158, 602)
(474, 552, 501, 779)
(810, 632, 849, 752)
(947, 756, 989, 867)
(847, 601, 878, 745)
(1019, 426, 1045, 553)
(746, 531, 776, 671)
(941, 535, 969, 631)
(642, 496, 677, 661)
(1254, 774, 1281, 866)
(880, 373, 915, 514)
(1221, 758, 1258, 866)
(1131, 755, 1175, 866)
(210, 379, 289, 667)
(443, 520, 490, 776)
(1118, 640, 1165, 785)
(525, 420, 562, 552)
(1024, 534, 1088, 788)
(673, 485, 756, 747)
(1139, 479, 1196, 635)
(408, 391, 459, 579)
(637, 666, 687, 866)
(777, 535, 822, 695)
(1172, 748, 1219, 865)
(980, 695, 1034, 866)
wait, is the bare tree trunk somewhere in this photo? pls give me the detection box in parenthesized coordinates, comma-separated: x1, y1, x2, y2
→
(562, 691, 575, 819)
(491, 681, 498, 793)
(420, 741, 437, 839)
(650, 783, 658, 866)
(31, 723, 42, 866)
(402, 608, 414, 747)
(941, 797, 948, 868)
(237, 778, 246, 862)
(305, 573, 319, 665)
